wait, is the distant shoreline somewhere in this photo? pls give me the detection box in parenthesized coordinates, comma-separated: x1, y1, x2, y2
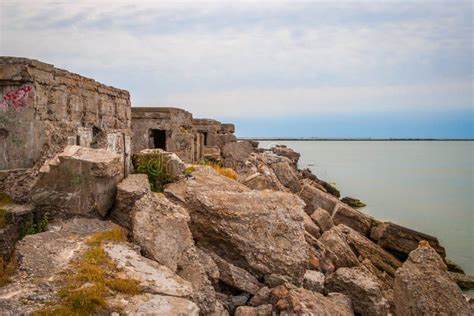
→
(240, 138, 474, 141)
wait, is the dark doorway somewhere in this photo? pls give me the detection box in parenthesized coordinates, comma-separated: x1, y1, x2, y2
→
(203, 132, 208, 146)
(151, 129, 167, 150)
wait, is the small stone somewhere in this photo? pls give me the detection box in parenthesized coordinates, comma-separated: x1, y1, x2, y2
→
(276, 299, 289, 311)
(303, 270, 325, 293)
(271, 285, 289, 299)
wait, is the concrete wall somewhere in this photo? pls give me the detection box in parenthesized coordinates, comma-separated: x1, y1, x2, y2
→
(131, 108, 237, 164)
(0, 57, 132, 202)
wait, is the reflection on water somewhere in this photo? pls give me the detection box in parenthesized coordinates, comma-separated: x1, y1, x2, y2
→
(260, 141, 474, 275)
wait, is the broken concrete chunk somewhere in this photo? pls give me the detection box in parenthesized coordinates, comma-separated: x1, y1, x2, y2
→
(393, 243, 470, 315)
(371, 222, 446, 260)
(310, 207, 334, 232)
(325, 266, 391, 316)
(103, 242, 194, 298)
(32, 145, 123, 217)
(110, 174, 150, 230)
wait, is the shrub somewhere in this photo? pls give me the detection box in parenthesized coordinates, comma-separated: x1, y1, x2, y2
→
(133, 152, 172, 192)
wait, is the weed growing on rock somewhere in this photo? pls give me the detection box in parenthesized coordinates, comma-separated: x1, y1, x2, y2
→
(199, 160, 238, 180)
(134, 152, 172, 192)
(32, 227, 140, 315)
(19, 213, 49, 238)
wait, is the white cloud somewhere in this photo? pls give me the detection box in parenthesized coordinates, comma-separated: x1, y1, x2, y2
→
(0, 0, 472, 118)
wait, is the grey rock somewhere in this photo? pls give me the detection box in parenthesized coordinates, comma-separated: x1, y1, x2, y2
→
(303, 270, 325, 293)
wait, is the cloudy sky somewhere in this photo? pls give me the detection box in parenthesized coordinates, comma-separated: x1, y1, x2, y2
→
(1, 0, 472, 138)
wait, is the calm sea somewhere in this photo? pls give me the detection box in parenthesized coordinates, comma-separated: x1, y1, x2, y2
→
(259, 140, 474, 275)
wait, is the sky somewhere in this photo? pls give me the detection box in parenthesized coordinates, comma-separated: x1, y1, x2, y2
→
(0, 0, 473, 138)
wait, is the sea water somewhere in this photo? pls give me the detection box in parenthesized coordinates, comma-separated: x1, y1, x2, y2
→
(259, 140, 474, 275)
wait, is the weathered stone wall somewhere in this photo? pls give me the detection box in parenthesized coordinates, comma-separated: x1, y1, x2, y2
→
(131, 108, 237, 163)
(0, 57, 132, 202)
(131, 107, 198, 163)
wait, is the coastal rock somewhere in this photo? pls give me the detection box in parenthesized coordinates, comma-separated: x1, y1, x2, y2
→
(249, 287, 272, 306)
(393, 242, 471, 315)
(31, 145, 123, 217)
(303, 212, 321, 239)
(165, 167, 309, 284)
(110, 174, 150, 230)
(267, 158, 301, 193)
(210, 252, 263, 294)
(104, 242, 194, 297)
(445, 258, 465, 274)
(240, 162, 287, 192)
(319, 227, 359, 269)
(449, 272, 474, 290)
(303, 270, 325, 293)
(340, 197, 366, 208)
(325, 265, 391, 316)
(332, 204, 373, 237)
(298, 181, 373, 236)
(310, 207, 334, 232)
(299, 168, 341, 198)
(271, 145, 300, 166)
(132, 192, 193, 272)
(131, 192, 219, 313)
(371, 222, 446, 260)
(273, 286, 353, 315)
(335, 225, 402, 277)
(0, 218, 118, 315)
(222, 141, 255, 168)
(123, 293, 200, 315)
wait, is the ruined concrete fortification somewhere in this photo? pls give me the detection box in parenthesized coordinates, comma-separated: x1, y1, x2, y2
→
(131, 107, 236, 163)
(0, 57, 132, 202)
(1, 58, 473, 315)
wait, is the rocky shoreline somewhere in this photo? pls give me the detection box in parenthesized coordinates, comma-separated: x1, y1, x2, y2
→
(0, 58, 472, 315)
(1, 141, 473, 315)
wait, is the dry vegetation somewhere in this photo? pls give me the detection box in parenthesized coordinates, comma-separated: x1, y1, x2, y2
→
(199, 160, 238, 180)
(33, 227, 141, 316)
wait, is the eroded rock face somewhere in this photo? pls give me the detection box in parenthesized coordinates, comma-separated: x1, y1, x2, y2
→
(165, 167, 309, 284)
(325, 266, 391, 316)
(334, 225, 402, 277)
(222, 141, 255, 168)
(132, 193, 194, 272)
(393, 243, 471, 316)
(319, 227, 359, 269)
(111, 174, 150, 230)
(32, 145, 123, 217)
(371, 222, 446, 260)
(209, 252, 263, 295)
(303, 270, 325, 293)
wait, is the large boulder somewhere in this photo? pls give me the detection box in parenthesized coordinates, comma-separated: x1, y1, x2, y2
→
(334, 225, 402, 277)
(111, 174, 150, 230)
(130, 192, 219, 314)
(165, 167, 309, 284)
(371, 222, 446, 260)
(325, 265, 391, 316)
(32, 145, 123, 217)
(222, 141, 255, 168)
(271, 145, 300, 166)
(310, 207, 334, 232)
(319, 227, 359, 269)
(132, 193, 194, 272)
(122, 294, 200, 316)
(393, 242, 471, 315)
